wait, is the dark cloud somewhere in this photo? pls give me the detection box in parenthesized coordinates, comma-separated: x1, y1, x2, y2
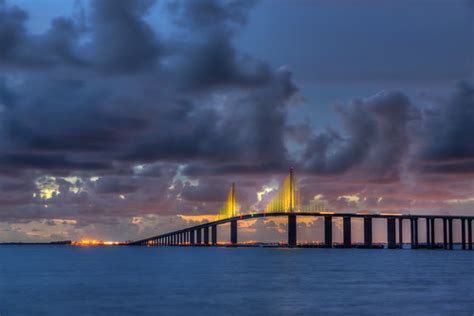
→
(180, 178, 230, 202)
(418, 82, 474, 162)
(303, 90, 418, 180)
(0, 0, 472, 242)
(94, 177, 139, 194)
(89, 0, 159, 73)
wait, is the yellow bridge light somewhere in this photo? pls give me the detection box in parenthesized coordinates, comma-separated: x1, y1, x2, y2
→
(264, 168, 300, 213)
(219, 183, 238, 220)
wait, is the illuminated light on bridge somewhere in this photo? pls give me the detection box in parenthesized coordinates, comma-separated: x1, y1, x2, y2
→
(129, 169, 474, 251)
(219, 182, 238, 220)
(264, 168, 298, 213)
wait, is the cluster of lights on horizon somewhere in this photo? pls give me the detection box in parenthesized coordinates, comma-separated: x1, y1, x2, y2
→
(72, 240, 124, 246)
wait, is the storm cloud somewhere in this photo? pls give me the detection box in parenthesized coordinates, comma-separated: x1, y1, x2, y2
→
(0, 0, 472, 241)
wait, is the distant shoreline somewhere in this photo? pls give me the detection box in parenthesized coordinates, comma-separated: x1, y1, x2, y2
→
(0, 241, 72, 245)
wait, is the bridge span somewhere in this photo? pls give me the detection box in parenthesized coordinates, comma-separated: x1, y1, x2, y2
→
(129, 169, 474, 250)
(129, 211, 474, 250)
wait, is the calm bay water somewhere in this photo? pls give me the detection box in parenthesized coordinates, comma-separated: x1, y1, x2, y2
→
(0, 246, 473, 315)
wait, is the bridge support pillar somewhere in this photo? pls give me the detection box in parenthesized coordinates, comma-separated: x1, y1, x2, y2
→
(364, 217, 372, 248)
(230, 220, 238, 244)
(190, 230, 195, 245)
(448, 218, 453, 250)
(430, 218, 435, 248)
(204, 226, 210, 245)
(414, 218, 419, 248)
(461, 219, 466, 250)
(387, 218, 396, 249)
(469, 219, 473, 250)
(324, 216, 332, 248)
(398, 218, 403, 249)
(425, 218, 431, 248)
(343, 216, 351, 248)
(443, 218, 448, 249)
(288, 214, 297, 247)
(410, 218, 418, 249)
(196, 229, 202, 244)
(211, 225, 217, 245)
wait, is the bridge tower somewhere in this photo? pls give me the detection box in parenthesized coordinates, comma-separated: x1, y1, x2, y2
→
(264, 167, 299, 213)
(219, 183, 237, 219)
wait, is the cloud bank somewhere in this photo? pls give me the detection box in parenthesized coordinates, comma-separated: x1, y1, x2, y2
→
(0, 0, 472, 241)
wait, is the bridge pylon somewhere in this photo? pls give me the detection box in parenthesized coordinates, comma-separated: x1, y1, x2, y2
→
(219, 182, 238, 220)
(264, 167, 299, 213)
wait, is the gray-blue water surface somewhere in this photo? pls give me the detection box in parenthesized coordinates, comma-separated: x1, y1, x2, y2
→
(0, 246, 473, 315)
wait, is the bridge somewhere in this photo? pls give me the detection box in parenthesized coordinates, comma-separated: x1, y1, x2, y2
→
(130, 169, 474, 250)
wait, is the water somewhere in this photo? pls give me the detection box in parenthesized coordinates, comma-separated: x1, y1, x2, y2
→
(0, 246, 473, 315)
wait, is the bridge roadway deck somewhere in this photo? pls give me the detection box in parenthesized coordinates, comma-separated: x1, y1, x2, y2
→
(129, 211, 474, 246)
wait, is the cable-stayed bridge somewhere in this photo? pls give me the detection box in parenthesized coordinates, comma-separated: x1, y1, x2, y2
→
(129, 169, 474, 250)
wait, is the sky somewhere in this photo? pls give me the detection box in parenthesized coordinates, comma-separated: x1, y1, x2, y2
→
(0, 0, 473, 243)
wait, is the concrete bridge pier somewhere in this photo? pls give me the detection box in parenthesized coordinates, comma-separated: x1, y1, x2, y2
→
(410, 218, 419, 249)
(211, 225, 217, 245)
(364, 217, 372, 248)
(425, 218, 431, 248)
(343, 216, 351, 248)
(414, 218, 419, 248)
(398, 218, 403, 249)
(461, 219, 466, 250)
(430, 218, 435, 248)
(288, 214, 297, 247)
(469, 219, 473, 250)
(387, 218, 397, 249)
(230, 220, 238, 244)
(448, 218, 453, 250)
(443, 218, 448, 249)
(190, 230, 195, 245)
(204, 226, 210, 245)
(196, 228, 202, 244)
(324, 216, 332, 248)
